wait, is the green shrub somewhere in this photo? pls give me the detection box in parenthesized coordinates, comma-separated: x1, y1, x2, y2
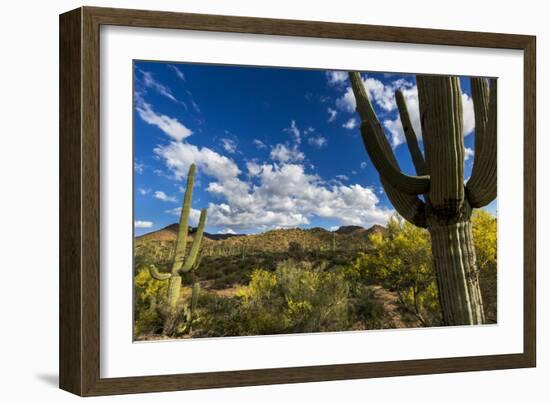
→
(134, 267, 166, 337)
(193, 293, 246, 337)
(352, 217, 441, 327)
(239, 260, 349, 335)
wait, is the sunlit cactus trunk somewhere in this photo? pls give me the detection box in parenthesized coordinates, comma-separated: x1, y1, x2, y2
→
(428, 214, 485, 324)
(148, 164, 208, 335)
(349, 72, 496, 326)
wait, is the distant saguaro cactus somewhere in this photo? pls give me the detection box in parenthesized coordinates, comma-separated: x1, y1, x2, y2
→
(149, 164, 207, 334)
(349, 72, 496, 325)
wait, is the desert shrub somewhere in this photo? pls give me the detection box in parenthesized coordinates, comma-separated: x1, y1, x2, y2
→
(192, 293, 246, 337)
(239, 260, 349, 335)
(472, 210, 498, 323)
(133, 267, 167, 337)
(347, 283, 395, 330)
(353, 217, 441, 327)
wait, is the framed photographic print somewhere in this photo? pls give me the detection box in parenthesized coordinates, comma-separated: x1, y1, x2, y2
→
(59, 6, 536, 396)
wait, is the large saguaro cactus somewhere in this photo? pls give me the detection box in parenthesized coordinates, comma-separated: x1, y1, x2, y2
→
(149, 164, 207, 334)
(349, 72, 496, 326)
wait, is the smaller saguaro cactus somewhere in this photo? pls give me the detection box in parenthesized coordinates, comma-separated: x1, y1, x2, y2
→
(148, 164, 207, 335)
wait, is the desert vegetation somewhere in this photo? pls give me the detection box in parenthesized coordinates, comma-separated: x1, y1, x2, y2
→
(133, 73, 498, 340)
(134, 210, 496, 340)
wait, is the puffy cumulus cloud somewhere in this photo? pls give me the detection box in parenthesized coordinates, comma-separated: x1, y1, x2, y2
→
(204, 163, 393, 231)
(246, 161, 262, 177)
(155, 141, 393, 232)
(270, 144, 305, 163)
(383, 87, 475, 148)
(382, 85, 422, 148)
(154, 141, 241, 181)
(461, 93, 475, 136)
(134, 220, 153, 228)
(337, 75, 476, 148)
(136, 100, 192, 141)
(342, 118, 358, 130)
(337, 76, 413, 113)
(326, 71, 348, 86)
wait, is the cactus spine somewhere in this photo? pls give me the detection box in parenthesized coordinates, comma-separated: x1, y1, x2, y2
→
(149, 164, 207, 334)
(349, 72, 497, 325)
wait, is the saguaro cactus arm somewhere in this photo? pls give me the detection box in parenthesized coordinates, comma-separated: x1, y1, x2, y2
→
(466, 79, 497, 208)
(149, 265, 172, 281)
(395, 90, 428, 176)
(180, 208, 208, 273)
(470, 77, 490, 159)
(382, 178, 428, 228)
(350, 72, 430, 195)
(172, 164, 196, 274)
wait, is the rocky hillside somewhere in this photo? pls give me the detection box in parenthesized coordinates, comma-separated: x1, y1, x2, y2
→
(135, 223, 387, 264)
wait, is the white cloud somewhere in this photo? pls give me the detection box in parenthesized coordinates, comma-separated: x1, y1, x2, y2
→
(154, 191, 177, 202)
(156, 141, 393, 231)
(136, 100, 192, 141)
(328, 107, 338, 122)
(246, 161, 262, 176)
(337, 76, 413, 113)
(165, 207, 201, 226)
(336, 174, 349, 181)
(168, 64, 185, 81)
(218, 228, 236, 235)
(326, 71, 348, 86)
(342, 118, 358, 130)
(461, 93, 475, 136)
(383, 87, 475, 148)
(138, 69, 178, 102)
(284, 120, 301, 144)
(253, 139, 267, 149)
(360, 161, 367, 169)
(335, 76, 476, 149)
(134, 220, 153, 229)
(465, 147, 475, 161)
(270, 144, 305, 163)
(138, 188, 150, 195)
(154, 141, 241, 181)
(134, 162, 144, 174)
(308, 136, 327, 148)
(221, 138, 237, 154)
(203, 163, 393, 230)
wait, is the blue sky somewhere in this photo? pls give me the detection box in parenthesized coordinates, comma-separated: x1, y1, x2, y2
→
(133, 61, 496, 236)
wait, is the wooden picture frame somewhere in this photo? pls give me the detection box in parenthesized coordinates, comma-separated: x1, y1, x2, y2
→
(59, 6, 536, 396)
